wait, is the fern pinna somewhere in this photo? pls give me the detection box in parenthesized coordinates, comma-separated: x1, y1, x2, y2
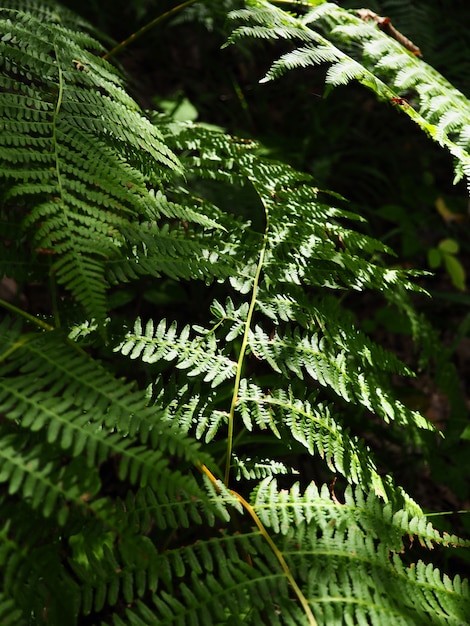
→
(0, 1, 469, 625)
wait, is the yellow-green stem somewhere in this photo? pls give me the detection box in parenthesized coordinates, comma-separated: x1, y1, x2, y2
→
(224, 204, 269, 486)
(102, 0, 199, 61)
(0, 298, 55, 332)
(272, 0, 326, 6)
(200, 463, 317, 626)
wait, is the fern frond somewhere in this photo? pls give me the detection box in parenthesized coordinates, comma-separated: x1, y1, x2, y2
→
(146, 374, 230, 446)
(116, 318, 237, 388)
(0, 6, 192, 323)
(1, 2, 469, 623)
(0, 433, 100, 523)
(233, 454, 295, 481)
(0, 594, 28, 626)
(106, 223, 235, 285)
(230, 0, 470, 192)
(0, 0, 108, 36)
(76, 478, 470, 626)
(0, 504, 81, 624)
(252, 479, 470, 625)
(118, 484, 218, 533)
(226, 5, 317, 45)
(248, 324, 432, 430)
(237, 381, 388, 494)
(0, 319, 206, 500)
(321, 3, 470, 181)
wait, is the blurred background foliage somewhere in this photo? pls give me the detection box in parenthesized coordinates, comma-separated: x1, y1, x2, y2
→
(59, 0, 470, 570)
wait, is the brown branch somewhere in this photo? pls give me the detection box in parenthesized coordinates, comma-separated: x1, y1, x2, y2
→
(357, 9, 422, 57)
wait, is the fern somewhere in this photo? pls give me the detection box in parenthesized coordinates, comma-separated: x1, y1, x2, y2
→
(0, 1, 469, 624)
(117, 318, 237, 387)
(0, 3, 231, 325)
(227, 0, 470, 192)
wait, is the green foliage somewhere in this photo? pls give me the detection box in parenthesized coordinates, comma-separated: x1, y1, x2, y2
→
(228, 1, 470, 191)
(428, 238, 466, 291)
(0, 1, 469, 624)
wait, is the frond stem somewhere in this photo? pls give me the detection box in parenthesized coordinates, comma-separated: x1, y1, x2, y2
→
(51, 43, 65, 329)
(0, 298, 95, 362)
(0, 298, 55, 332)
(271, 0, 322, 6)
(224, 210, 269, 486)
(234, 491, 317, 626)
(52, 45, 64, 200)
(200, 463, 317, 626)
(102, 0, 199, 61)
(0, 336, 35, 363)
(426, 510, 470, 517)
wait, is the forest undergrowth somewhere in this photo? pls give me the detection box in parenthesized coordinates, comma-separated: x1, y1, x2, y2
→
(1, 1, 470, 624)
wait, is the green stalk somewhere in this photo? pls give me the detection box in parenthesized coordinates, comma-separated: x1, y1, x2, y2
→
(271, 0, 327, 7)
(200, 463, 318, 626)
(0, 298, 55, 332)
(224, 199, 269, 487)
(0, 299, 55, 363)
(103, 0, 199, 61)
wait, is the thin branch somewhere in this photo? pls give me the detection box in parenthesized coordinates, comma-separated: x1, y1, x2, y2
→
(102, 0, 199, 61)
(0, 298, 55, 332)
(224, 198, 269, 487)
